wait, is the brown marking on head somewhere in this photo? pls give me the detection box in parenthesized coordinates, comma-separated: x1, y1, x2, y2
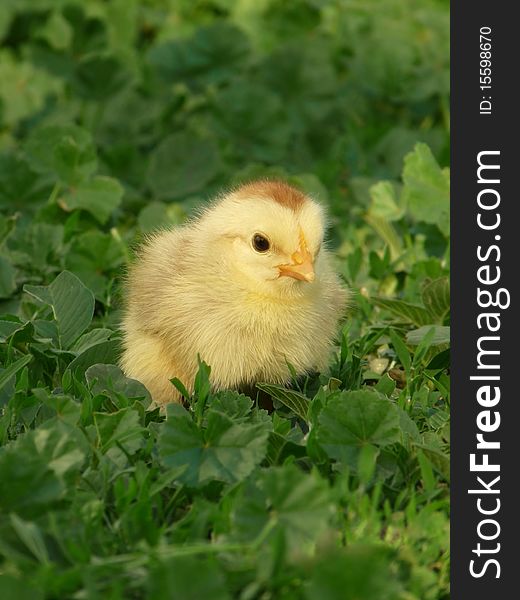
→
(234, 180, 307, 212)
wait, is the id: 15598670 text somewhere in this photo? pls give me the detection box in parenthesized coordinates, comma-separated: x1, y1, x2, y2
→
(480, 26, 492, 115)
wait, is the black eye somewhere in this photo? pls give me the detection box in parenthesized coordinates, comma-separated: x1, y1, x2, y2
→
(252, 233, 270, 253)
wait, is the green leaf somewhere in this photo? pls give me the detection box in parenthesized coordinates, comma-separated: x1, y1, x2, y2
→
(231, 464, 333, 555)
(415, 442, 450, 482)
(265, 431, 288, 466)
(24, 271, 94, 349)
(170, 377, 190, 400)
(148, 22, 250, 87)
(425, 348, 450, 371)
(33, 319, 58, 344)
(71, 328, 113, 353)
(421, 277, 450, 322)
(34, 389, 81, 426)
(0, 420, 87, 517)
(357, 443, 379, 484)
(209, 391, 256, 422)
(347, 247, 363, 282)
(305, 546, 402, 600)
(316, 390, 401, 466)
(0, 575, 43, 600)
(0, 355, 32, 392)
(66, 339, 120, 377)
(36, 10, 73, 51)
(148, 556, 231, 600)
(402, 143, 450, 235)
(258, 41, 337, 121)
(137, 201, 186, 233)
(0, 51, 62, 128)
(368, 249, 390, 279)
(86, 364, 151, 407)
(417, 449, 436, 492)
(0, 153, 43, 208)
(0, 255, 16, 298)
(159, 404, 270, 487)
(256, 383, 309, 422)
(93, 407, 144, 455)
(6, 222, 64, 272)
(368, 180, 404, 221)
(0, 318, 23, 341)
(24, 124, 97, 184)
(375, 373, 396, 397)
(193, 357, 211, 421)
(364, 213, 403, 261)
(412, 326, 436, 366)
(147, 132, 221, 199)
(373, 296, 432, 326)
(9, 514, 50, 564)
(213, 84, 290, 162)
(64, 230, 126, 299)
(366, 180, 405, 260)
(389, 329, 411, 374)
(72, 53, 131, 101)
(0, 6, 10, 40)
(60, 176, 124, 224)
(397, 407, 421, 443)
(406, 326, 450, 346)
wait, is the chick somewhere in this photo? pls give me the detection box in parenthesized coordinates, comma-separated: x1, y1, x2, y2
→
(121, 180, 348, 405)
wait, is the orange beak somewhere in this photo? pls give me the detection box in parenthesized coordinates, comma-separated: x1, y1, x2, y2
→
(278, 230, 315, 283)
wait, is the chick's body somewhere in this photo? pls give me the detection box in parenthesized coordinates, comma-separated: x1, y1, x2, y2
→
(121, 181, 347, 405)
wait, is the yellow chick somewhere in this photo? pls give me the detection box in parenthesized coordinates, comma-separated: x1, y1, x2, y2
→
(121, 180, 348, 405)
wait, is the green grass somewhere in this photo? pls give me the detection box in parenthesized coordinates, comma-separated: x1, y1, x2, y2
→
(0, 1, 449, 598)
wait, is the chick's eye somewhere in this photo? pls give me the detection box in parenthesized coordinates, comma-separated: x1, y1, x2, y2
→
(252, 234, 270, 253)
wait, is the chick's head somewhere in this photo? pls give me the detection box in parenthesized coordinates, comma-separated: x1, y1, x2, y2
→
(198, 181, 327, 298)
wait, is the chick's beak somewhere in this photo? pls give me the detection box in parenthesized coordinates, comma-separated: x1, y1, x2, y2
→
(278, 234, 315, 283)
